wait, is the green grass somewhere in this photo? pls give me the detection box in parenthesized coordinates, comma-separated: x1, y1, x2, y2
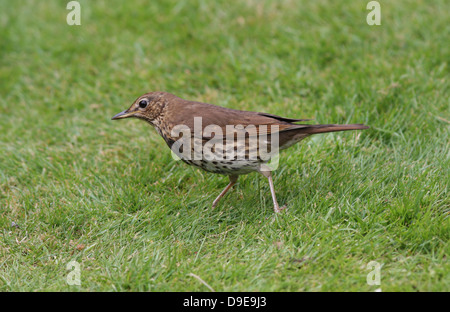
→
(0, 0, 449, 291)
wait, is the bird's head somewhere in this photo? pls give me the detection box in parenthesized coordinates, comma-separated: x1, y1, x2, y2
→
(111, 92, 168, 123)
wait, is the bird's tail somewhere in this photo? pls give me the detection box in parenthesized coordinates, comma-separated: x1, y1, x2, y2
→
(300, 124, 369, 134)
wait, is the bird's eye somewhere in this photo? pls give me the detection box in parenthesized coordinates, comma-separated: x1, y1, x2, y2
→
(139, 99, 148, 108)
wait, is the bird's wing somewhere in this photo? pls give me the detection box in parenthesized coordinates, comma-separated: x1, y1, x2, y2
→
(167, 100, 312, 139)
(257, 112, 313, 123)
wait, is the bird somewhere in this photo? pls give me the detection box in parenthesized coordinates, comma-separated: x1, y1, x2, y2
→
(112, 92, 369, 213)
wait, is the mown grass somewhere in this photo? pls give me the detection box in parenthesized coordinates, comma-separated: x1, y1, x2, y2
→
(0, 0, 448, 291)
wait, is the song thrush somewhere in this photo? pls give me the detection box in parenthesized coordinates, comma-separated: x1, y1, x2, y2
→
(112, 92, 369, 212)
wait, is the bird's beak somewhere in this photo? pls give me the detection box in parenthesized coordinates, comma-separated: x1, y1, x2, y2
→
(111, 110, 135, 120)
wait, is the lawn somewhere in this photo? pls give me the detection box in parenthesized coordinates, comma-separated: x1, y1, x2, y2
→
(0, 0, 448, 291)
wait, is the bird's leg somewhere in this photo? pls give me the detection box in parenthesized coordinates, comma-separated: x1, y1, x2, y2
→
(211, 175, 239, 209)
(259, 170, 286, 213)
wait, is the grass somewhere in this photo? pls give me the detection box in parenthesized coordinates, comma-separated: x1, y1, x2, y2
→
(0, 0, 449, 291)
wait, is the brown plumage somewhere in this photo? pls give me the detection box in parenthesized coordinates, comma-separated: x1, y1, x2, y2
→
(112, 91, 369, 212)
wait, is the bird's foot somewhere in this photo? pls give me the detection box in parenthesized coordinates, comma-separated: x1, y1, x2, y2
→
(274, 205, 287, 213)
